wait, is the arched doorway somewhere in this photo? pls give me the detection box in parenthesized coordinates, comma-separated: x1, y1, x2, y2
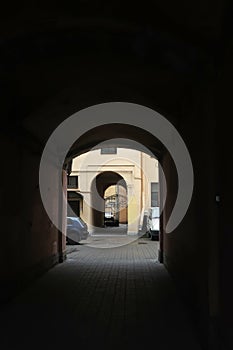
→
(91, 171, 128, 233)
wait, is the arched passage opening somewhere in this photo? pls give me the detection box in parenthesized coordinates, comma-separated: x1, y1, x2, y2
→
(63, 122, 173, 259)
(91, 171, 127, 232)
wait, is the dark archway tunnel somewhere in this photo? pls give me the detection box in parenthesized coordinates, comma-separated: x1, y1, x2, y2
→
(0, 3, 233, 349)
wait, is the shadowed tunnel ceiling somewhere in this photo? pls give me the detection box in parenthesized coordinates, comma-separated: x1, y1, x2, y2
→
(65, 124, 167, 162)
(1, 1, 232, 147)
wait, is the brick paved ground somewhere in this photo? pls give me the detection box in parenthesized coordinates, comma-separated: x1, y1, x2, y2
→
(0, 236, 201, 350)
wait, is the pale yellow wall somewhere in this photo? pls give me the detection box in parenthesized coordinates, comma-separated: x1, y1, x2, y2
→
(141, 152, 159, 210)
(70, 148, 158, 234)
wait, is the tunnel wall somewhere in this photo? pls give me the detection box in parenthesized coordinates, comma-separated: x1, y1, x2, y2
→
(215, 52, 233, 350)
(161, 85, 219, 349)
(0, 135, 64, 304)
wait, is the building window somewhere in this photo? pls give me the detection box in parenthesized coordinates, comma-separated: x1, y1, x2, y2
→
(101, 147, 117, 154)
(151, 182, 159, 207)
(67, 175, 78, 189)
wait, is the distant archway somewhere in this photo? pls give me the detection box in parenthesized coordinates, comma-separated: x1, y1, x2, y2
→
(91, 171, 128, 232)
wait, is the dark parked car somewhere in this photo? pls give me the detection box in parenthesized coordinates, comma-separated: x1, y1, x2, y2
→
(66, 216, 89, 244)
(104, 214, 119, 227)
(104, 212, 119, 227)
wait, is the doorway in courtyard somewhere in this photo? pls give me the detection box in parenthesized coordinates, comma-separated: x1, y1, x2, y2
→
(91, 171, 128, 234)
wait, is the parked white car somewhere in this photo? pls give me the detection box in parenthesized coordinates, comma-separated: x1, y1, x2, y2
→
(147, 207, 160, 240)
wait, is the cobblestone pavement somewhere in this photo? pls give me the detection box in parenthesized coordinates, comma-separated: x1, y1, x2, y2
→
(0, 236, 201, 350)
(72, 231, 144, 248)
